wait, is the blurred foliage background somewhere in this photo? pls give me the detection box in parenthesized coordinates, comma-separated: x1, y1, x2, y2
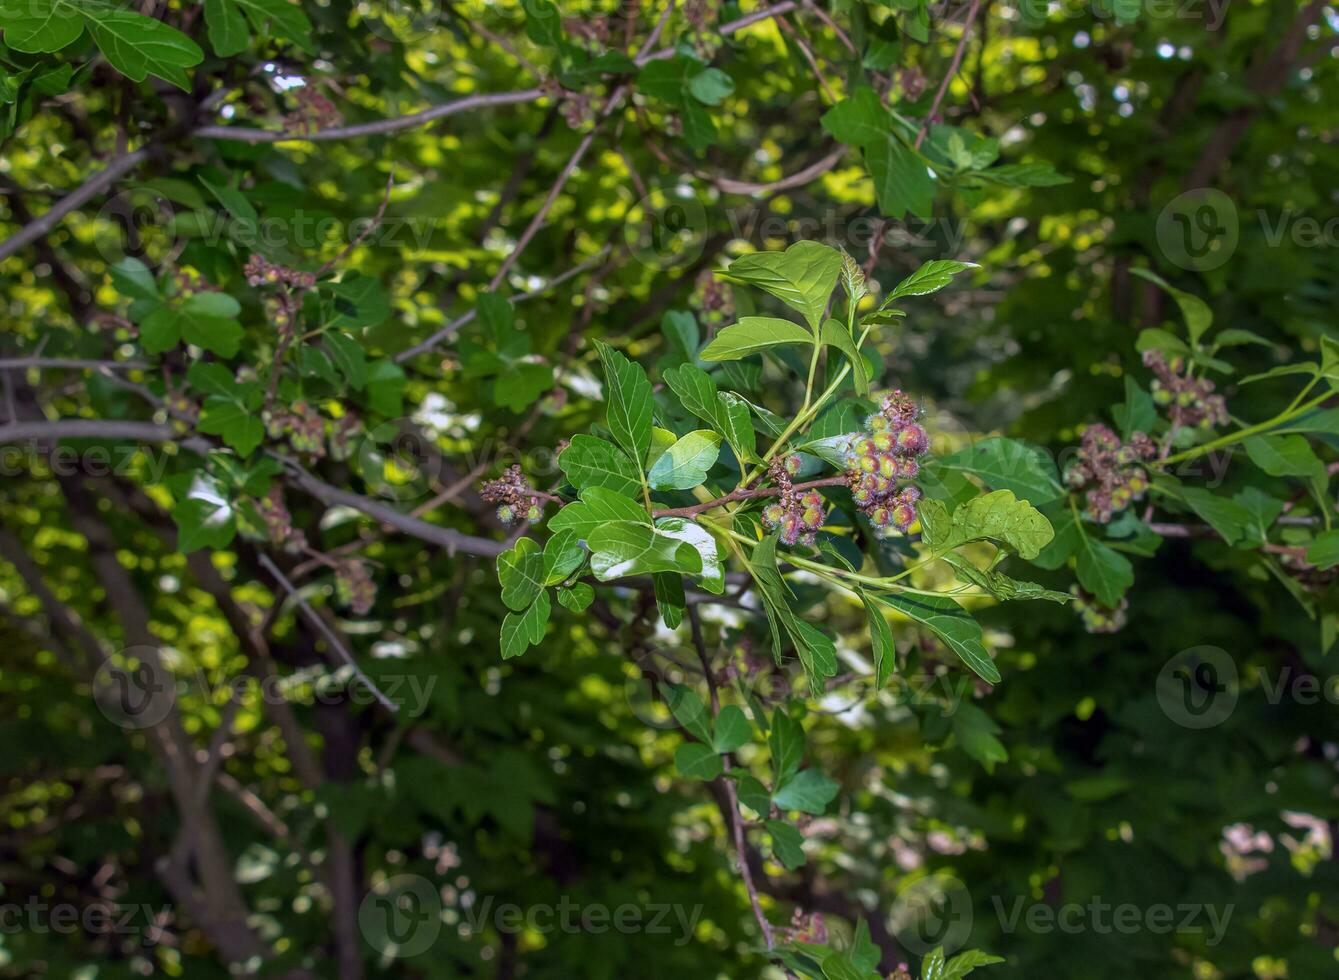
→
(0, 0, 1337, 977)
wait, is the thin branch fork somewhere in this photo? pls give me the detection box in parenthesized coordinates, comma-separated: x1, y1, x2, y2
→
(257, 553, 399, 713)
(653, 476, 849, 518)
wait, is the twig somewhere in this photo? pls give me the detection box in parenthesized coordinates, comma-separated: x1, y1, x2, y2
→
(0, 148, 151, 262)
(487, 86, 629, 292)
(654, 476, 848, 518)
(192, 88, 546, 144)
(395, 246, 612, 362)
(687, 604, 776, 949)
(916, 0, 984, 149)
(257, 553, 399, 713)
(316, 167, 396, 276)
(0, 357, 149, 371)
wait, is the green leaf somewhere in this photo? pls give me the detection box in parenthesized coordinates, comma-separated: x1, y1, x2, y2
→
(1243, 434, 1325, 479)
(860, 590, 895, 688)
(736, 774, 771, 815)
(325, 274, 390, 330)
(699, 316, 815, 361)
(647, 429, 721, 490)
(886, 259, 979, 303)
(541, 530, 584, 585)
(768, 710, 805, 785)
(918, 490, 1055, 560)
(549, 486, 649, 539)
(712, 705, 751, 753)
(792, 619, 839, 687)
(653, 572, 685, 628)
(85, 10, 203, 91)
(973, 161, 1070, 187)
(666, 685, 712, 742)
(1075, 534, 1134, 606)
(820, 318, 870, 396)
(952, 702, 1008, 772)
(933, 437, 1063, 505)
(198, 394, 264, 454)
(203, 0, 247, 56)
(1178, 486, 1253, 546)
(500, 592, 550, 659)
(559, 434, 642, 497)
(491, 363, 552, 412)
(186, 361, 236, 398)
(688, 67, 734, 105)
(719, 242, 843, 330)
(594, 340, 654, 467)
(172, 493, 236, 553)
(109, 257, 158, 300)
(1131, 268, 1212, 344)
(942, 554, 1070, 604)
(766, 820, 807, 870)
(227, 0, 313, 52)
(587, 523, 702, 580)
(324, 332, 367, 391)
(674, 743, 723, 780)
(821, 86, 891, 148)
(556, 582, 594, 612)
(497, 537, 545, 611)
(1113, 375, 1156, 438)
(874, 592, 1000, 683)
(0, 0, 83, 53)
(773, 768, 838, 815)
(662, 363, 757, 462)
(655, 518, 725, 594)
(866, 134, 935, 220)
(941, 949, 1006, 978)
(364, 359, 405, 416)
(139, 297, 243, 357)
(1305, 530, 1339, 570)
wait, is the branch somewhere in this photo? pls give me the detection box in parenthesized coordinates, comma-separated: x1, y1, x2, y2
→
(257, 553, 399, 713)
(0, 357, 149, 371)
(279, 457, 509, 557)
(916, 0, 984, 149)
(486, 85, 629, 292)
(394, 247, 611, 362)
(653, 476, 848, 518)
(192, 88, 546, 144)
(0, 148, 151, 263)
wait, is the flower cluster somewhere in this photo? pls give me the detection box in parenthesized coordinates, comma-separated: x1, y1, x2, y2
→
(257, 487, 308, 554)
(761, 455, 827, 546)
(170, 269, 219, 299)
(265, 400, 326, 458)
(1143, 350, 1228, 430)
(283, 87, 343, 135)
(1064, 424, 1155, 523)
(1070, 587, 1129, 634)
(480, 465, 547, 525)
(845, 391, 928, 534)
(328, 413, 362, 462)
(244, 254, 316, 291)
(334, 558, 376, 616)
